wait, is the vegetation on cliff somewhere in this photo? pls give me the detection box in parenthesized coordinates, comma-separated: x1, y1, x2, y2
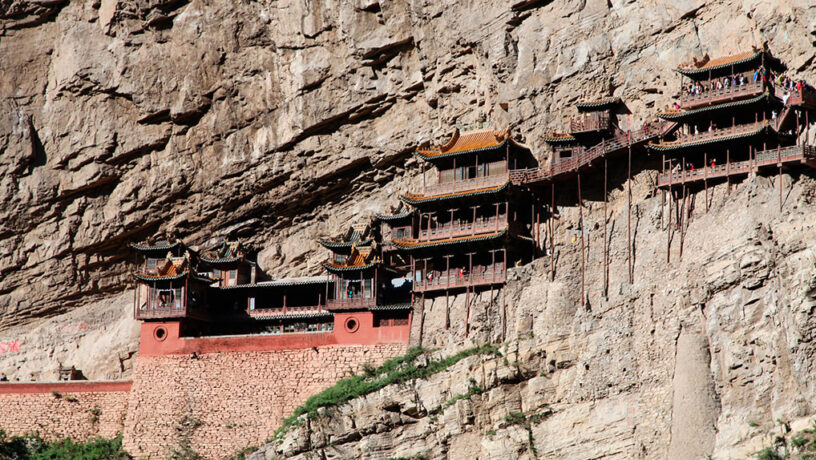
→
(274, 344, 502, 439)
(0, 430, 130, 459)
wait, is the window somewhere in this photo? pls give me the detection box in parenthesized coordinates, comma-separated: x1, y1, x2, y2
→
(336, 254, 347, 264)
(364, 278, 373, 298)
(213, 269, 220, 279)
(559, 150, 573, 159)
(249, 297, 255, 310)
(230, 269, 237, 279)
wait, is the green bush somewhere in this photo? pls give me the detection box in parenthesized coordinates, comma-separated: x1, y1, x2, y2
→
(275, 344, 501, 438)
(0, 430, 130, 459)
(757, 447, 782, 460)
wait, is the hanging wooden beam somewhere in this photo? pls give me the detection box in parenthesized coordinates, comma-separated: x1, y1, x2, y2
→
(603, 156, 608, 297)
(550, 182, 555, 281)
(578, 172, 585, 307)
(704, 152, 708, 212)
(627, 134, 633, 284)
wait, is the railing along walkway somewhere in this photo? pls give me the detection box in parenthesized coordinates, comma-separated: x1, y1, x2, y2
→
(680, 78, 765, 109)
(418, 216, 506, 241)
(657, 145, 816, 187)
(509, 122, 675, 186)
(249, 305, 325, 317)
(414, 266, 506, 292)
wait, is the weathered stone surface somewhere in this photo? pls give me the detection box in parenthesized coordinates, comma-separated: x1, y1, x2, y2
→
(4, 0, 816, 459)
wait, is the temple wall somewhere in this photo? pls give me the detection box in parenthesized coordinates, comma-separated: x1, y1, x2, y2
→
(0, 382, 132, 441)
(122, 344, 407, 459)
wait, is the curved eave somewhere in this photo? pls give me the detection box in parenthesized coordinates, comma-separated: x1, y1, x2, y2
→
(576, 98, 620, 111)
(391, 229, 508, 252)
(414, 139, 510, 161)
(676, 51, 762, 77)
(647, 125, 767, 152)
(369, 303, 412, 311)
(322, 262, 379, 273)
(133, 272, 188, 282)
(200, 256, 242, 264)
(542, 135, 577, 144)
(658, 93, 769, 121)
(399, 182, 511, 206)
(130, 242, 181, 251)
(374, 212, 412, 222)
(318, 239, 373, 250)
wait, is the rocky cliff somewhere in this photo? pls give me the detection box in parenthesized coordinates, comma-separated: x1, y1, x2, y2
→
(3, 0, 816, 458)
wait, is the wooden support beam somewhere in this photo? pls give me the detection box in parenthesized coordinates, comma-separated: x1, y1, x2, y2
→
(550, 182, 555, 281)
(578, 172, 585, 308)
(604, 156, 608, 297)
(627, 137, 633, 284)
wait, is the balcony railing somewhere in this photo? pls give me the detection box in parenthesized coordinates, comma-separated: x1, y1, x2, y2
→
(418, 215, 506, 241)
(423, 173, 507, 196)
(248, 304, 325, 318)
(326, 296, 376, 310)
(657, 145, 816, 187)
(570, 113, 610, 134)
(135, 300, 186, 320)
(414, 264, 506, 292)
(659, 120, 768, 149)
(679, 75, 765, 109)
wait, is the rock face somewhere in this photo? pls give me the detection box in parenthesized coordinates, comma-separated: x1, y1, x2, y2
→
(3, 0, 816, 458)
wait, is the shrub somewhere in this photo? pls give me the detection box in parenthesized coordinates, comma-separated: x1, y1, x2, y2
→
(0, 431, 130, 459)
(757, 447, 783, 460)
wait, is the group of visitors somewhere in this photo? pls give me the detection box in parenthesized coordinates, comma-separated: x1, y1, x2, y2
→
(685, 73, 750, 97)
(670, 157, 719, 175)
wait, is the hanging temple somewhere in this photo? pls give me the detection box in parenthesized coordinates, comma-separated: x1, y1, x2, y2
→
(130, 46, 816, 353)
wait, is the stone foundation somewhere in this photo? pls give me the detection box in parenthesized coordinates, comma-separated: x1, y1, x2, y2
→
(0, 382, 132, 441)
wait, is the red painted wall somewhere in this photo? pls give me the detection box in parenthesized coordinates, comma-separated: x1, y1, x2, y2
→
(139, 311, 411, 356)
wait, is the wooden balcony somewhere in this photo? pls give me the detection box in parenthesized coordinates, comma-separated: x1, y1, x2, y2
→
(786, 88, 816, 110)
(680, 79, 765, 110)
(413, 264, 505, 293)
(423, 173, 508, 196)
(657, 145, 816, 188)
(326, 296, 376, 311)
(135, 300, 188, 320)
(651, 120, 770, 152)
(418, 216, 506, 241)
(570, 113, 611, 134)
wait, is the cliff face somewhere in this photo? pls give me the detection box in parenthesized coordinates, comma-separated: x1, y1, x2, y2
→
(4, 0, 816, 457)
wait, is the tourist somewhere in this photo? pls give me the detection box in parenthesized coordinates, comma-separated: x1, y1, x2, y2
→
(0, 374, 7, 382)
(710, 158, 717, 168)
(753, 69, 760, 82)
(772, 110, 777, 120)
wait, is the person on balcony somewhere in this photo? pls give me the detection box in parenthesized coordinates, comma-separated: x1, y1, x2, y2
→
(710, 158, 717, 168)
(753, 69, 760, 82)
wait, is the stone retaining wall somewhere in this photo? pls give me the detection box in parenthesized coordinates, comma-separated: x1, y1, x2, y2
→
(0, 382, 132, 441)
(122, 344, 407, 459)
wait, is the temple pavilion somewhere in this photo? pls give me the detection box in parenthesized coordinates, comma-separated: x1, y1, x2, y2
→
(650, 46, 816, 191)
(388, 126, 538, 303)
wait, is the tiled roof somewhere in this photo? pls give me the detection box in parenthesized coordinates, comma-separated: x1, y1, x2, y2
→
(416, 128, 511, 160)
(322, 246, 379, 272)
(201, 241, 245, 264)
(542, 133, 577, 143)
(319, 224, 372, 250)
(576, 97, 621, 110)
(130, 240, 181, 251)
(369, 303, 412, 311)
(677, 49, 763, 76)
(375, 210, 412, 222)
(400, 182, 510, 205)
(391, 228, 508, 251)
(658, 93, 768, 121)
(647, 124, 768, 152)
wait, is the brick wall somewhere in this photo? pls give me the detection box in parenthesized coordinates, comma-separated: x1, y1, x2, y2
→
(122, 344, 407, 459)
(0, 382, 131, 441)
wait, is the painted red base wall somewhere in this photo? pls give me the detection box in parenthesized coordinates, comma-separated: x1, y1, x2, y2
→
(140, 311, 411, 356)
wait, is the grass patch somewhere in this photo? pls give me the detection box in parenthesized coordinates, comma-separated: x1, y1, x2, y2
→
(0, 430, 130, 459)
(274, 344, 501, 439)
(756, 447, 783, 460)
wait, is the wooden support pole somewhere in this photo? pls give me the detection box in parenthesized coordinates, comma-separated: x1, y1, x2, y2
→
(603, 156, 604, 298)
(578, 172, 585, 307)
(778, 145, 783, 212)
(704, 152, 708, 212)
(726, 148, 731, 193)
(550, 182, 555, 281)
(465, 252, 473, 337)
(661, 154, 665, 229)
(667, 168, 672, 264)
(627, 138, 633, 284)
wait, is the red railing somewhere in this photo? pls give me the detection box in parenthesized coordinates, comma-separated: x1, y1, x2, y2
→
(418, 215, 506, 241)
(414, 264, 505, 292)
(509, 122, 673, 186)
(423, 173, 508, 196)
(570, 113, 610, 133)
(657, 145, 816, 187)
(680, 75, 765, 109)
